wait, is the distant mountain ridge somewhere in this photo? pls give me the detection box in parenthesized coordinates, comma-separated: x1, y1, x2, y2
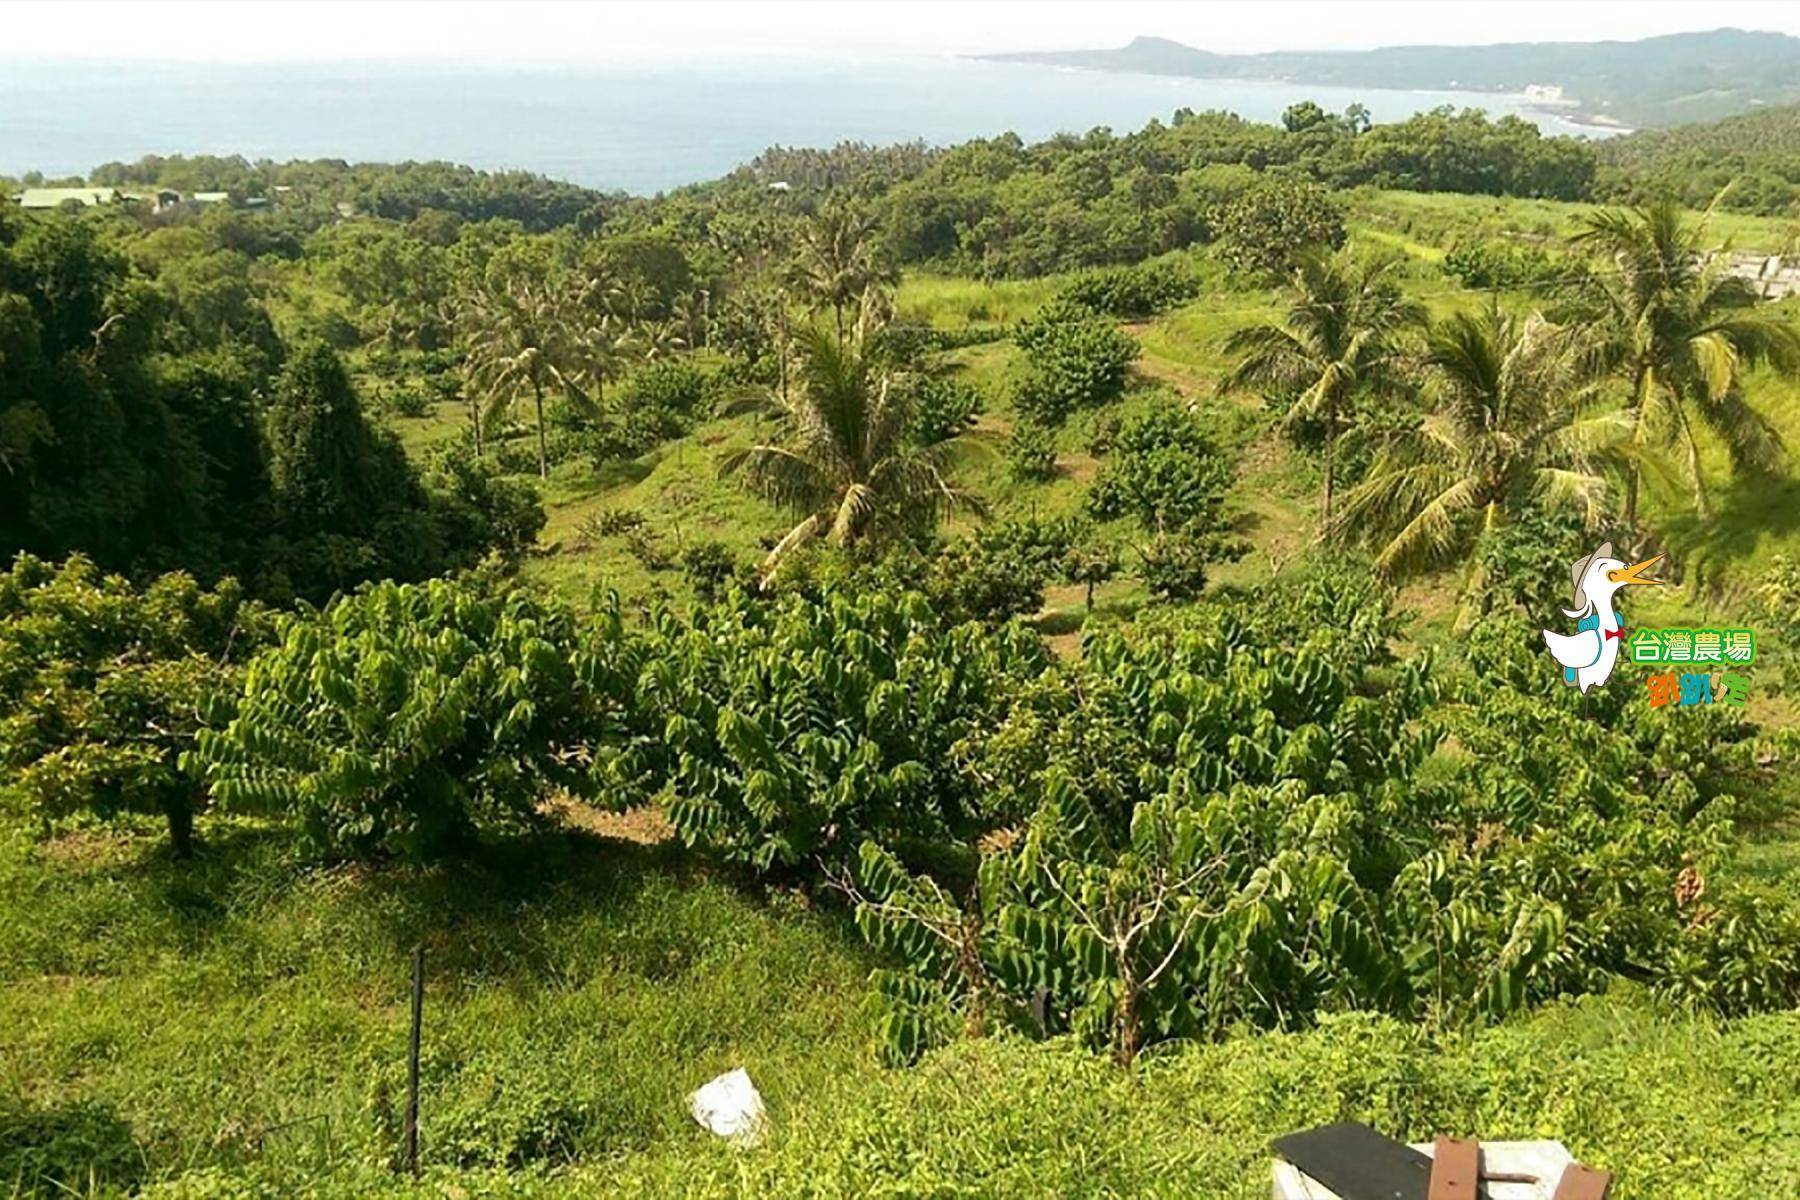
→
(980, 29, 1800, 129)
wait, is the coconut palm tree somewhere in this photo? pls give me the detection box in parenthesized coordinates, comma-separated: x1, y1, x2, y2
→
(1219, 251, 1425, 531)
(1572, 200, 1800, 525)
(634, 319, 687, 364)
(460, 278, 589, 478)
(674, 289, 711, 349)
(1332, 306, 1631, 608)
(789, 205, 899, 340)
(723, 325, 982, 580)
(565, 281, 636, 409)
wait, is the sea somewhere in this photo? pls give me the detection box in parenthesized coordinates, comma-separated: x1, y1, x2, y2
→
(0, 54, 1623, 196)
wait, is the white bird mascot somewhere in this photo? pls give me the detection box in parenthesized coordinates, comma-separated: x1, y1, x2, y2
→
(1541, 541, 1664, 693)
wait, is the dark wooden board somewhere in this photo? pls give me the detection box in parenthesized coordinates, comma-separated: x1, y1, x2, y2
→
(1271, 1122, 1433, 1200)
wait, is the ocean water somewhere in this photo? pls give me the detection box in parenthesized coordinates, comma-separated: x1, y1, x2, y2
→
(0, 54, 1620, 196)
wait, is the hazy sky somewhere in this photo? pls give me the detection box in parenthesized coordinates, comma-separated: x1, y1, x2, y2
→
(8, 0, 1800, 63)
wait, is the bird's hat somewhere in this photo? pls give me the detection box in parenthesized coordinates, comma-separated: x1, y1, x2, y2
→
(1566, 541, 1612, 614)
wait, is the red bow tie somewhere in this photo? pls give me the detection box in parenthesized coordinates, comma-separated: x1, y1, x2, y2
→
(1604, 627, 1624, 641)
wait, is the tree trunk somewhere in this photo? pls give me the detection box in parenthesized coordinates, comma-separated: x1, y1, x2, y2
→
(959, 901, 988, 1040)
(777, 304, 790, 404)
(1623, 364, 1651, 533)
(532, 379, 548, 479)
(165, 798, 195, 859)
(1115, 975, 1141, 1068)
(1321, 393, 1337, 535)
(1085, 580, 1096, 611)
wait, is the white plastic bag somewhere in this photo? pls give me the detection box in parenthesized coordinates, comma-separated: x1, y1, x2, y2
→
(688, 1067, 766, 1144)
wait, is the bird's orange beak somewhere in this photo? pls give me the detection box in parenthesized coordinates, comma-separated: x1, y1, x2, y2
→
(1607, 554, 1665, 587)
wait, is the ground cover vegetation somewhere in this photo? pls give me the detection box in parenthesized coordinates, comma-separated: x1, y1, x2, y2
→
(6, 98, 1800, 1197)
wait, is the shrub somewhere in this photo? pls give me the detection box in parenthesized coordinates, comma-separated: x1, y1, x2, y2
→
(1004, 421, 1058, 482)
(925, 517, 1085, 624)
(379, 385, 433, 418)
(580, 507, 647, 539)
(1443, 240, 1579, 292)
(1054, 260, 1201, 319)
(631, 588, 1048, 873)
(424, 446, 546, 561)
(1211, 178, 1346, 277)
(186, 578, 628, 861)
(621, 359, 709, 421)
(1012, 312, 1139, 426)
(1061, 539, 1121, 608)
(0, 554, 270, 855)
(1135, 529, 1222, 600)
(624, 526, 673, 571)
(1087, 404, 1236, 534)
(909, 376, 984, 445)
(680, 540, 742, 604)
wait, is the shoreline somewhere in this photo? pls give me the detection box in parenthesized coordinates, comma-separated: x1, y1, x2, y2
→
(976, 56, 1636, 135)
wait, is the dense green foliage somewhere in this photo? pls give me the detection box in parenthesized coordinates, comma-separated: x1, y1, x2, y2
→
(1597, 101, 1800, 215)
(1012, 307, 1139, 426)
(0, 555, 268, 855)
(185, 578, 608, 860)
(0, 211, 539, 602)
(634, 588, 1046, 871)
(1087, 403, 1237, 534)
(89, 154, 611, 231)
(1052, 258, 1201, 318)
(1211, 177, 1347, 276)
(1443, 239, 1578, 292)
(858, 565, 1798, 1065)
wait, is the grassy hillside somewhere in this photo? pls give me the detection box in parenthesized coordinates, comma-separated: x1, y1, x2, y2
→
(8, 183, 1800, 1199)
(380, 189, 1800, 646)
(1595, 101, 1800, 214)
(5, 810, 1799, 1197)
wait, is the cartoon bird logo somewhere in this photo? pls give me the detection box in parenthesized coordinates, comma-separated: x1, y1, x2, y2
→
(1541, 542, 1664, 693)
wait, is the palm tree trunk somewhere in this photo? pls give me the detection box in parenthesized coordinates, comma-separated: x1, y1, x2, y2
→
(532, 378, 548, 479)
(1677, 401, 1713, 519)
(777, 303, 790, 405)
(1623, 365, 1652, 532)
(1321, 394, 1337, 535)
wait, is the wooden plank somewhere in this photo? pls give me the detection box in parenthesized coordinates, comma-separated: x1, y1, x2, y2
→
(1271, 1122, 1433, 1200)
(1552, 1164, 1611, 1200)
(1428, 1137, 1480, 1200)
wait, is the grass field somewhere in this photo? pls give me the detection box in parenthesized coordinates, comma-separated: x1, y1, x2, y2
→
(4, 809, 1799, 1198)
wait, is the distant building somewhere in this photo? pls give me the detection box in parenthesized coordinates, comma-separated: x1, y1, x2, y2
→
(1522, 84, 1572, 104)
(766, 181, 792, 192)
(17, 186, 118, 209)
(191, 191, 232, 205)
(120, 188, 184, 213)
